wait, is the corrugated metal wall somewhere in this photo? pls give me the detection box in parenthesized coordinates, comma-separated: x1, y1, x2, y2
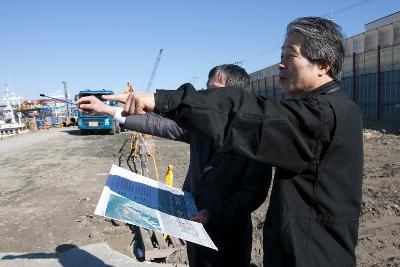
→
(250, 19, 400, 121)
(339, 70, 400, 121)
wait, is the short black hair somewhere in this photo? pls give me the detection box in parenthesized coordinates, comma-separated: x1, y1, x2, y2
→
(208, 64, 251, 91)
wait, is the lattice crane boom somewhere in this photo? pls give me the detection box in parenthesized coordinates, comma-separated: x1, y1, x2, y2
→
(146, 49, 164, 92)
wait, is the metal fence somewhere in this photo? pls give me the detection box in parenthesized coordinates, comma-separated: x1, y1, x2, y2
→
(339, 42, 400, 120)
(340, 69, 400, 120)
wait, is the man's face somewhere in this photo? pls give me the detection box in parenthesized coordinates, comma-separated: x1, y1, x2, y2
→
(278, 33, 321, 97)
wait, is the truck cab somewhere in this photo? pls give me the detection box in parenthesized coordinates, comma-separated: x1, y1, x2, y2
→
(76, 89, 120, 135)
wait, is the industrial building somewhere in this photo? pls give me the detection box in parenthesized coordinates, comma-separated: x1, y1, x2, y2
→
(250, 12, 400, 121)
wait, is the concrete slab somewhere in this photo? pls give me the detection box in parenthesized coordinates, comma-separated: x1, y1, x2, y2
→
(0, 242, 186, 267)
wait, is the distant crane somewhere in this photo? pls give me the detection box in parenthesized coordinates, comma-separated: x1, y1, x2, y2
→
(145, 49, 163, 92)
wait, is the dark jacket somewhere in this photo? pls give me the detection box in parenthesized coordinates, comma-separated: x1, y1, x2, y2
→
(154, 82, 363, 267)
(124, 113, 271, 267)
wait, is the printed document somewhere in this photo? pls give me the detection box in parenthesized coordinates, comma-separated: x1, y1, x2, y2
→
(94, 164, 217, 250)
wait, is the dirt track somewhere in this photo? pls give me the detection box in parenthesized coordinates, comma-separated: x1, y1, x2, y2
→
(0, 126, 399, 266)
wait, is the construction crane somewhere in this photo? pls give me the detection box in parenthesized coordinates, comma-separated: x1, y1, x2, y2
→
(145, 49, 163, 92)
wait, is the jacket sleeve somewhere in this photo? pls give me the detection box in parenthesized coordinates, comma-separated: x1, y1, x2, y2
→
(154, 83, 331, 172)
(124, 113, 189, 143)
(207, 162, 272, 228)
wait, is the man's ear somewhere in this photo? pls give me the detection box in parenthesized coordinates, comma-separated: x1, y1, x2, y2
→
(208, 73, 227, 88)
(318, 60, 332, 77)
(213, 73, 227, 87)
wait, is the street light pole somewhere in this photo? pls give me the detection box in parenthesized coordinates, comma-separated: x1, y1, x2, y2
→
(62, 81, 70, 120)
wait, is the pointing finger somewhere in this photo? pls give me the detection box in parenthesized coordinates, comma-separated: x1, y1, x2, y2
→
(102, 94, 128, 103)
(76, 96, 93, 105)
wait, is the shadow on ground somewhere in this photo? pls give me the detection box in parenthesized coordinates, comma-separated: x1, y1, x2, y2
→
(1, 244, 113, 267)
(62, 129, 115, 136)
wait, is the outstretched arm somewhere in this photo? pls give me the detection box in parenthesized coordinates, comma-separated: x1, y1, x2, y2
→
(76, 92, 155, 116)
(114, 83, 331, 171)
(124, 113, 188, 143)
(153, 84, 331, 172)
(76, 94, 187, 142)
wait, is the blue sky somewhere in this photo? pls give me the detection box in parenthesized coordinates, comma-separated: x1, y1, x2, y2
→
(0, 0, 399, 100)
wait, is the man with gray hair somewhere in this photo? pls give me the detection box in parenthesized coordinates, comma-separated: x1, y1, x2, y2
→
(105, 17, 364, 266)
(78, 64, 271, 267)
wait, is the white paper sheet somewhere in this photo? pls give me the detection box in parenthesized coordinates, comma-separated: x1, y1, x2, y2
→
(94, 164, 217, 250)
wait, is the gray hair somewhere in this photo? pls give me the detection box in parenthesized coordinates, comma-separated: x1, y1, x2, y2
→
(208, 64, 251, 91)
(286, 17, 345, 81)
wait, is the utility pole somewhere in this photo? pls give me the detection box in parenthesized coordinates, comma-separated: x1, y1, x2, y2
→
(62, 81, 69, 120)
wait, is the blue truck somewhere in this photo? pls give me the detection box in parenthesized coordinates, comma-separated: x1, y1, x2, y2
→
(76, 89, 120, 135)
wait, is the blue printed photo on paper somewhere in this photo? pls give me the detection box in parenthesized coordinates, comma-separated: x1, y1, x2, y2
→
(105, 193, 161, 231)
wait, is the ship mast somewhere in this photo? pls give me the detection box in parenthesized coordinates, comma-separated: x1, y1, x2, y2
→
(3, 84, 16, 124)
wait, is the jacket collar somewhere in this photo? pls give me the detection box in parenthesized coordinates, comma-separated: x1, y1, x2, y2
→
(305, 80, 340, 98)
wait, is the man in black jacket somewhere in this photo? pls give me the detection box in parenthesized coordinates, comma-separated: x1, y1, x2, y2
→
(77, 64, 272, 267)
(104, 17, 364, 266)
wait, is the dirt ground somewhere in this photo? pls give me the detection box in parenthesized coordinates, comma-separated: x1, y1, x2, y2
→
(0, 124, 399, 266)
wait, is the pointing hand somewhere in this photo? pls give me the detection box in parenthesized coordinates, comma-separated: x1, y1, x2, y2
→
(122, 93, 155, 116)
(76, 96, 116, 117)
